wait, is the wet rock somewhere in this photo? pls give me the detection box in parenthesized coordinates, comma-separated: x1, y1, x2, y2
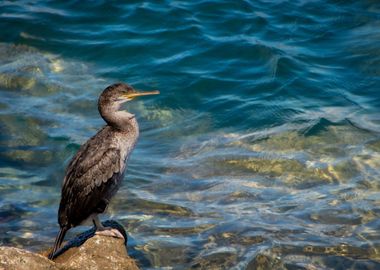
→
(0, 220, 140, 270)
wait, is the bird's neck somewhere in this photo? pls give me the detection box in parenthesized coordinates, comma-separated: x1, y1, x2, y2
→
(99, 105, 138, 132)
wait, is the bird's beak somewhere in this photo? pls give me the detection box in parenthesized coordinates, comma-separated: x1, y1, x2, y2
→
(122, 90, 160, 100)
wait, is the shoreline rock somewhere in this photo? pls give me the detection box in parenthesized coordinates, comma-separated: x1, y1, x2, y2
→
(0, 247, 56, 270)
(0, 220, 140, 270)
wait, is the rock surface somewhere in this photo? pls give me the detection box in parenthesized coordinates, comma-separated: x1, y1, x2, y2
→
(55, 234, 139, 270)
(0, 246, 56, 270)
(0, 221, 140, 270)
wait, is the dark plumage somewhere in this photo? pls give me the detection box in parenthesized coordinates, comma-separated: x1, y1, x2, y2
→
(48, 83, 159, 259)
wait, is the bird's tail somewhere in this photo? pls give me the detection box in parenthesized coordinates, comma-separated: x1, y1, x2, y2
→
(48, 227, 68, 260)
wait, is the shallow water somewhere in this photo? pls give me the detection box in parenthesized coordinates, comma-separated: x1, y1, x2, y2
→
(1, 1, 380, 269)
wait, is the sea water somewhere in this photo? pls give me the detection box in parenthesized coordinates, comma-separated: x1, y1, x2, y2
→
(0, 1, 380, 269)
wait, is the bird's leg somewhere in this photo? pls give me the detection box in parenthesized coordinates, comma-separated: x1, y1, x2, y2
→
(92, 215, 124, 239)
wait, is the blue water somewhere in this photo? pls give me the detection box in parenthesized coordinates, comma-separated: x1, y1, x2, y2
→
(1, 1, 380, 269)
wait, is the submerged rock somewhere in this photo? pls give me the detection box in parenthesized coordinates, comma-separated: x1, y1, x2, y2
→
(0, 220, 140, 270)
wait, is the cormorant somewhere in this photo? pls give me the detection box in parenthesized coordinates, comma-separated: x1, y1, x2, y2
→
(48, 83, 159, 259)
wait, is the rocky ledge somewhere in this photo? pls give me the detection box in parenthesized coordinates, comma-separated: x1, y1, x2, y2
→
(0, 220, 140, 270)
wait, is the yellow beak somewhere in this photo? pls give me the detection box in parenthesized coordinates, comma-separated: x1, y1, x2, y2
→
(122, 90, 160, 99)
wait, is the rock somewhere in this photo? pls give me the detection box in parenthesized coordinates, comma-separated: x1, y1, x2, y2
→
(54, 234, 139, 270)
(0, 220, 140, 270)
(0, 247, 56, 270)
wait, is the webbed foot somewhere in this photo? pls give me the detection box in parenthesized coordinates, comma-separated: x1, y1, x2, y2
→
(95, 227, 124, 239)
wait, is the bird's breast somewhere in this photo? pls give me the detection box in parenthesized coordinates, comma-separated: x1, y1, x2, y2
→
(112, 126, 139, 173)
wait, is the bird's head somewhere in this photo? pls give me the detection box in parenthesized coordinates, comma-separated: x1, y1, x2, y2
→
(98, 83, 159, 129)
(99, 83, 159, 108)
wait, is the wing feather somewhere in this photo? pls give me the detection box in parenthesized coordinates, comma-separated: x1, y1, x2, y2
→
(58, 127, 123, 227)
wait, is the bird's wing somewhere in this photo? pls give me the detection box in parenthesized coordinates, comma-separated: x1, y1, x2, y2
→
(59, 128, 122, 227)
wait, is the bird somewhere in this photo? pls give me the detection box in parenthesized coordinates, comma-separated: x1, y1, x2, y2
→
(48, 83, 159, 259)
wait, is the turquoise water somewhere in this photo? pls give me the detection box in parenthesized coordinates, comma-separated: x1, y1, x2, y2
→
(1, 1, 380, 269)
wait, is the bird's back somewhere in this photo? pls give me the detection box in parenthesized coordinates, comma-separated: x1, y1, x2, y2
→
(58, 123, 138, 228)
